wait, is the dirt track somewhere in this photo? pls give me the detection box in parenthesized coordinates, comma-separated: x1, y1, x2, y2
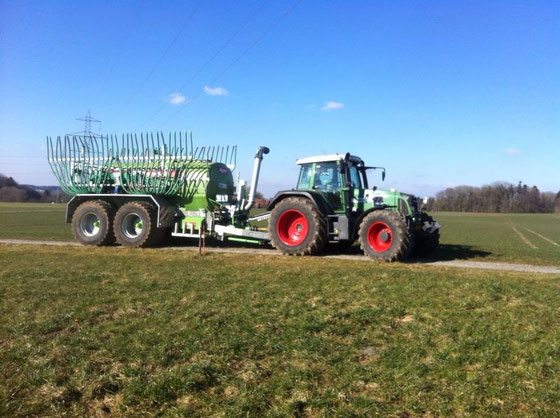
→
(1, 239, 559, 275)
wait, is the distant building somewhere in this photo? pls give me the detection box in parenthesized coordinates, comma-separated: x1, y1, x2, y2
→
(254, 198, 270, 208)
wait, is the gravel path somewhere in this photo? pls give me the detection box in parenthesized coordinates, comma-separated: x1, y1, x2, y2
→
(1, 238, 559, 275)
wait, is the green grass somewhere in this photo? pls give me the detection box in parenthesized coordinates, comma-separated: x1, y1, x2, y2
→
(0, 203, 70, 241)
(1, 245, 559, 416)
(0, 203, 558, 265)
(434, 212, 560, 266)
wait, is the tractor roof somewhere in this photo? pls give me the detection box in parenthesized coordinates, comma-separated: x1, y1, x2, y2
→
(296, 154, 363, 165)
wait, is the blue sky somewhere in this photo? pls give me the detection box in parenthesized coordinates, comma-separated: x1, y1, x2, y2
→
(1, 0, 558, 196)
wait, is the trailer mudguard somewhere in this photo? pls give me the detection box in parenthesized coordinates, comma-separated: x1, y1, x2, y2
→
(66, 194, 176, 228)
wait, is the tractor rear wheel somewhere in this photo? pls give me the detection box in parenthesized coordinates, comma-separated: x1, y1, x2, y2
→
(269, 197, 327, 255)
(359, 210, 411, 261)
(72, 200, 116, 246)
(411, 213, 440, 257)
(114, 202, 164, 248)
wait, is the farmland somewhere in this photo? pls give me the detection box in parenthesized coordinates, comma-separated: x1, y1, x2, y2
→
(1, 244, 560, 416)
(1, 203, 559, 415)
(0, 203, 558, 265)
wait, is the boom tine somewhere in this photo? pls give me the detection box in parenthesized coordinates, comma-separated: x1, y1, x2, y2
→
(49, 137, 59, 193)
(189, 132, 193, 159)
(155, 132, 162, 193)
(154, 132, 161, 193)
(150, 132, 156, 192)
(58, 136, 68, 194)
(93, 134, 101, 191)
(67, 135, 73, 189)
(130, 133, 136, 192)
(142, 132, 148, 192)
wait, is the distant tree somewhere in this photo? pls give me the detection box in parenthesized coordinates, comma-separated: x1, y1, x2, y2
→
(0, 186, 27, 202)
(0, 174, 46, 202)
(0, 174, 18, 188)
(429, 182, 555, 213)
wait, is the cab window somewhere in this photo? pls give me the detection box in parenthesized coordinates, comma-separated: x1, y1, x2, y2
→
(296, 164, 312, 189)
(348, 165, 361, 188)
(313, 162, 340, 191)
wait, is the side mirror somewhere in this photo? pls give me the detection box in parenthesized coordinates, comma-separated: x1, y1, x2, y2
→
(382, 171, 386, 181)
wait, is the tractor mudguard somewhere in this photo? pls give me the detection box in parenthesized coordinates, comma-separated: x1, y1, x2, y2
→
(267, 190, 334, 215)
(352, 206, 391, 240)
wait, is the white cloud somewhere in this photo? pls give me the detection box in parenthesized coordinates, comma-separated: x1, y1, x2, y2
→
(505, 148, 521, 156)
(321, 101, 344, 111)
(167, 92, 186, 105)
(204, 85, 229, 96)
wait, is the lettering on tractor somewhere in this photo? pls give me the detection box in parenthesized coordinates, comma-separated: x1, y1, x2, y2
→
(47, 132, 440, 261)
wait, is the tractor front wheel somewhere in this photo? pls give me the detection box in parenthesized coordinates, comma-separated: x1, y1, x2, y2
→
(114, 202, 164, 248)
(269, 197, 327, 255)
(359, 210, 411, 261)
(72, 200, 116, 246)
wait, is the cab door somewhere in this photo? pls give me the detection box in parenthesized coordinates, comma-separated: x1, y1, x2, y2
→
(348, 163, 364, 214)
(312, 161, 344, 212)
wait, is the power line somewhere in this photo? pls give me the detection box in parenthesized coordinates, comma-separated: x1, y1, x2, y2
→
(133, 0, 270, 132)
(157, 0, 304, 129)
(113, 0, 204, 120)
(97, 3, 145, 96)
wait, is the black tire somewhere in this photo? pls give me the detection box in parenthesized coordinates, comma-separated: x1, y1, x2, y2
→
(269, 197, 328, 255)
(114, 202, 164, 248)
(359, 210, 411, 261)
(411, 213, 440, 257)
(72, 200, 115, 246)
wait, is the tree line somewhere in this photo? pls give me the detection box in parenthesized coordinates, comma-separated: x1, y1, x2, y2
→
(426, 182, 560, 213)
(0, 174, 70, 203)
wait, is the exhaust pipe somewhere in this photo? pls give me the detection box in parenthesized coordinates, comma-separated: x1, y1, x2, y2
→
(244, 146, 269, 211)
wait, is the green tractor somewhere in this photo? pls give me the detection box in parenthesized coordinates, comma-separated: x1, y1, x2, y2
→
(267, 153, 440, 261)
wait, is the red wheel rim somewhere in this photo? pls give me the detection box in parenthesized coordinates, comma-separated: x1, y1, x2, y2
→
(367, 221, 393, 252)
(276, 209, 308, 246)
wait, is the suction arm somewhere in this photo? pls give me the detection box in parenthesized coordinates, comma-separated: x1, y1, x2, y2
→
(244, 146, 270, 211)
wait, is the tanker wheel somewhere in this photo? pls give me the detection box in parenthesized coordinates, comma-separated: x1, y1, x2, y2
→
(359, 210, 411, 261)
(412, 214, 440, 257)
(72, 200, 116, 246)
(269, 197, 328, 255)
(114, 202, 164, 248)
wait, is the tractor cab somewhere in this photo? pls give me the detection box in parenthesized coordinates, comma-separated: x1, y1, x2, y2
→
(295, 154, 371, 213)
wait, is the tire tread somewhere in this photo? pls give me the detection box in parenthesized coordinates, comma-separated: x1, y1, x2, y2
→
(269, 197, 328, 255)
(359, 210, 411, 261)
(71, 200, 115, 246)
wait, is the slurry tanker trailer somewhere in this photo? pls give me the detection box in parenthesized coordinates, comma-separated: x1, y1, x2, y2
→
(47, 132, 440, 261)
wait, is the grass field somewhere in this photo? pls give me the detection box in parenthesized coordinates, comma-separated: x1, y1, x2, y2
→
(0, 203, 558, 265)
(1, 245, 559, 416)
